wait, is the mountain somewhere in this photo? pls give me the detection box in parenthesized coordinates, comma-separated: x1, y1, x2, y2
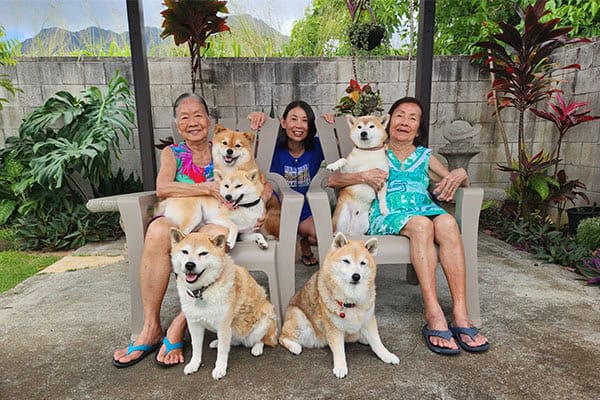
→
(19, 14, 290, 57)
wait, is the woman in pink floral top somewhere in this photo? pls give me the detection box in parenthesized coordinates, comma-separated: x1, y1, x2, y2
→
(112, 93, 229, 369)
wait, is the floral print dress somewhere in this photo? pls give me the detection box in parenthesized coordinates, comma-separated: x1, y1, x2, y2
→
(368, 146, 447, 235)
(170, 142, 214, 183)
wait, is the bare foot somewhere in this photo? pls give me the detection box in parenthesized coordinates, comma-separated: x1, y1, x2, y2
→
(113, 327, 162, 365)
(155, 313, 186, 366)
(425, 313, 459, 351)
(450, 318, 488, 348)
(300, 238, 318, 266)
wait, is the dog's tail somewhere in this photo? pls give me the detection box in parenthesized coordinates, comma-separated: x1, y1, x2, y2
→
(262, 305, 278, 347)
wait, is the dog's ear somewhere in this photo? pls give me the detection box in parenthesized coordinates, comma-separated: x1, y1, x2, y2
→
(346, 114, 357, 127)
(364, 237, 378, 256)
(214, 124, 226, 135)
(211, 234, 227, 249)
(247, 169, 260, 182)
(170, 228, 185, 247)
(214, 169, 223, 181)
(243, 132, 256, 145)
(332, 232, 348, 249)
(379, 115, 390, 129)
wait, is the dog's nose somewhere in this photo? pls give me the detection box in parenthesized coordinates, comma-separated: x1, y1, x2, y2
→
(360, 131, 368, 138)
(185, 261, 196, 271)
(226, 148, 233, 155)
(352, 273, 361, 282)
(225, 194, 232, 201)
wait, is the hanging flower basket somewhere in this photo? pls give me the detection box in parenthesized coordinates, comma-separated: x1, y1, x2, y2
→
(349, 22, 385, 50)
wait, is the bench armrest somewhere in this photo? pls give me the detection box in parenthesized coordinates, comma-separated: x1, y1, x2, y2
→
(267, 172, 304, 244)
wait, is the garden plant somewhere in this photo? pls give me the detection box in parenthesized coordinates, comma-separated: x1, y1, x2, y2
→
(473, 0, 599, 285)
(0, 71, 141, 250)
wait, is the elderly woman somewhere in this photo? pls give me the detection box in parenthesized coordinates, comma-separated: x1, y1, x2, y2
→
(112, 93, 234, 368)
(328, 97, 489, 355)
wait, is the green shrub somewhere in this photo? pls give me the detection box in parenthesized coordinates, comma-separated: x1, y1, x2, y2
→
(0, 70, 136, 250)
(576, 217, 600, 253)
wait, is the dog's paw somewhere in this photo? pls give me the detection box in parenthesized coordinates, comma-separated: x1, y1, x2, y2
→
(212, 365, 227, 380)
(184, 360, 201, 375)
(326, 159, 345, 172)
(380, 351, 400, 365)
(226, 239, 236, 250)
(251, 342, 264, 356)
(281, 338, 302, 355)
(209, 339, 218, 349)
(332, 365, 348, 379)
(256, 236, 268, 250)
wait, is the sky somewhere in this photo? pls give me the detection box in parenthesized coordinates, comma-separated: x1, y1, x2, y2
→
(0, 0, 313, 41)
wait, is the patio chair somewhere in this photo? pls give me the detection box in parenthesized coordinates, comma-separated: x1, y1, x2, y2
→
(87, 118, 303, 339)
(306, 118, 484, 326)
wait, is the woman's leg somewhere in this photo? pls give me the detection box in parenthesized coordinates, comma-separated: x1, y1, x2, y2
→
(433, 214, 487, 347)
(113, 217, 177, 364)
(298, 216, 318, 265)
(400, 216, 458, 351)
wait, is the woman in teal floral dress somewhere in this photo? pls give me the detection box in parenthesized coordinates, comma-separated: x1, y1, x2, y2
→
(328, 97, 489, 355)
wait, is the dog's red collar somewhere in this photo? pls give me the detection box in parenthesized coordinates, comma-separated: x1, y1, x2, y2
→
(336, 300, 356, 318)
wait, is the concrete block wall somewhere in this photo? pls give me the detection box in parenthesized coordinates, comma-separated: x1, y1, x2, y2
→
(1, 38, 598, 204)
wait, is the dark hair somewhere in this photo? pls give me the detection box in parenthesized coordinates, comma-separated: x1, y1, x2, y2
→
(277, 100, 318, 151)
(173, 92, 209, 118)
(387, 97, 428, 147)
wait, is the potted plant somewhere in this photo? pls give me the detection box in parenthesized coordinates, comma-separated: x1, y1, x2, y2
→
(346, 0, 386, 51)
(530, 92, 600, 229)
(335, 79, 383, 117)
(160, 0, 230, 95)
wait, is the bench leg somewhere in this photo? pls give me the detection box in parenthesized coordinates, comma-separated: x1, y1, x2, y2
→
(406, 263, 419, 285)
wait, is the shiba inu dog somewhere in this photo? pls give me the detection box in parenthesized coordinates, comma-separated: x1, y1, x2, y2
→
(157, 168, 268, 250)
(327, 115, 390, 236)
(212, 124, 257, 172)
(279, 232, 399, 378)
(212, 124, 280, 239)
(170, 230, 278, 379)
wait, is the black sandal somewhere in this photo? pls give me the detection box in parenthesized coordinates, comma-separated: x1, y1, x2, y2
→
(301, 253, 318, 266)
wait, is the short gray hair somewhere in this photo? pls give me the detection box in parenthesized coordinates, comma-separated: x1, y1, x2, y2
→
(173, 93, 209, 118)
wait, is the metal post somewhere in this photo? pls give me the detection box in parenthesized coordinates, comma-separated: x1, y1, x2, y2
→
(126, 0, 157, 190)
(415, 0, 436, 147)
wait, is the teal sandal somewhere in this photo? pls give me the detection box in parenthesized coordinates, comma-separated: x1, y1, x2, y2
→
(155, 336, 184, 367)
(112, 341, 161, 368)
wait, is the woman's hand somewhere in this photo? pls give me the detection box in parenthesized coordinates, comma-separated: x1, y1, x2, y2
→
(322, 113, 335, 124)
(361, 168, 388, 192)
(433, 168, 468, 202)
(253, 208, 267, 231)
(199, 181, 233, 209)
(248, 111, 268, 130)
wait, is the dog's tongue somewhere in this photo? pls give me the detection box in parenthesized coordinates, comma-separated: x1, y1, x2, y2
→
(224, 155, 234, 163)
(185, 272, 199, 283)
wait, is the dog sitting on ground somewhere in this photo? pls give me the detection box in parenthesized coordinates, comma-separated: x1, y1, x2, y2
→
(327, 115, 390, 236)
(279, 232, 399, 378)
(212, 124, 280, 239)
(170, 229, 278, 379)
(157, 168, 269, 250)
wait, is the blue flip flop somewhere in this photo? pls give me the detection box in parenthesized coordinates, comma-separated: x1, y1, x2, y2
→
(450, 326, 490, 352)
(422, 324, 461, 355)
(112, 341, 161, 368)
(155, 336, 184, 367)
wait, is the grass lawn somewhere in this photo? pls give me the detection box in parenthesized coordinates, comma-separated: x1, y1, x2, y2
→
(0, 251, 61, 294)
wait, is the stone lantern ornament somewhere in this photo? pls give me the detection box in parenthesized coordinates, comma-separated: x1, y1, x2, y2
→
(438, 120, 481, 171)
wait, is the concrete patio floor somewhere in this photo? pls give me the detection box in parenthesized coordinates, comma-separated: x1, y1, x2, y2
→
(0, 234, 598, 400)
